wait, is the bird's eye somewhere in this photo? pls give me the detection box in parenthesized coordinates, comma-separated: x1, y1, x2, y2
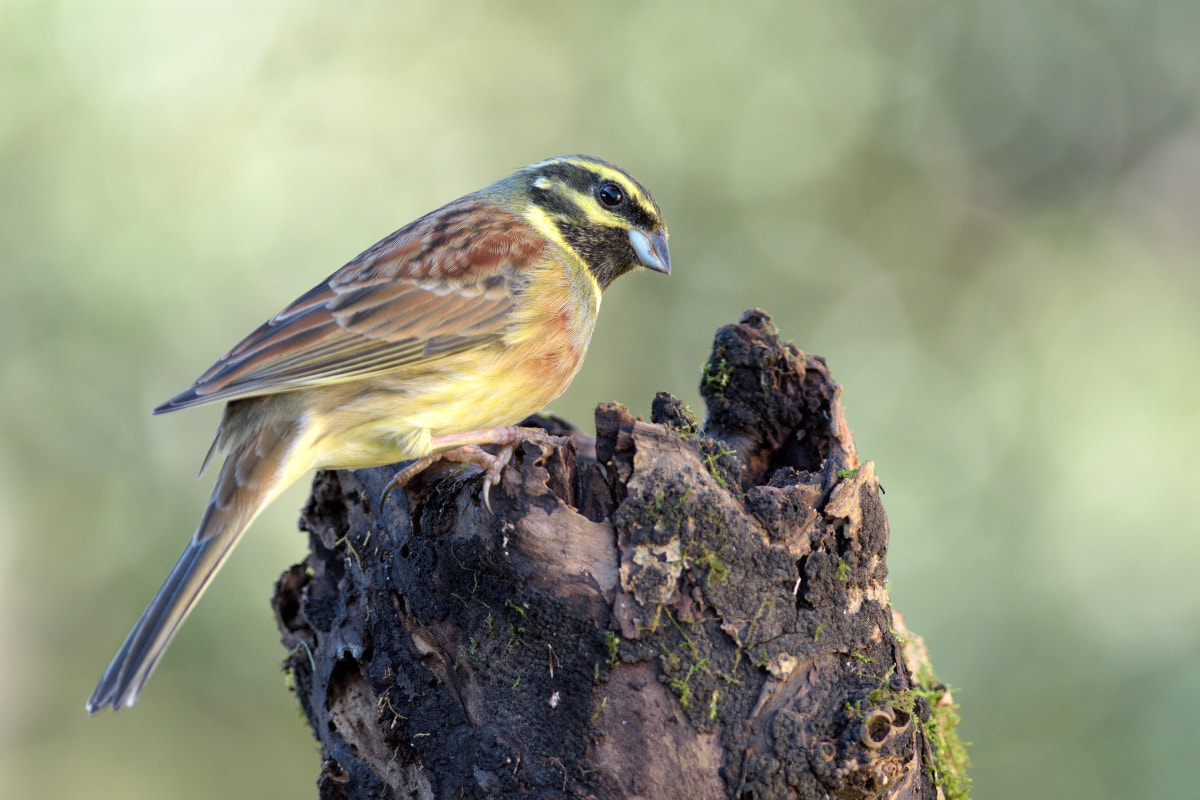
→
(596, 182, 624, 208)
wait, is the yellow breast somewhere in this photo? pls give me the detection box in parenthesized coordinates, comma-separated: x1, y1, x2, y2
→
(308, 251, 602, 469)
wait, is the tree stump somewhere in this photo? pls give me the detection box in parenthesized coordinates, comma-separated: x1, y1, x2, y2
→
(273, 309, 970, 800)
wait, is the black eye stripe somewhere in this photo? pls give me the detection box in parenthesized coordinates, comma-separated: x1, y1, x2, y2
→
(527, 158, 663, 234)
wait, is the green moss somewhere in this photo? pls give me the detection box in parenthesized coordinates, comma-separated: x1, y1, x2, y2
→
(884, 660, 972, 799)
(694, 546, 731, 585)
(912, 662, 972, 799)
(662, 402, 701, 438)
(700, 440, 739, 488)
(283, 669, 307, 722)
(837, 468, 860, 479)
(701, 357, 732, 390)
(604, 631, 620, 666)
(678, 404, 701, 437)
(837, 559, 850, 581)
(507, 623, 531, 647)
(637, 604, 666, 635)
(589, 696, 608, 726)
(661, 646, 682, 670)
(668, 658, 709, 711)
(669, 678, 691, 710)
(674, 485, 693, 510)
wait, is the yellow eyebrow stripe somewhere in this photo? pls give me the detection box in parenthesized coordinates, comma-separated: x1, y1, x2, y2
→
(569, 161, 654, 208)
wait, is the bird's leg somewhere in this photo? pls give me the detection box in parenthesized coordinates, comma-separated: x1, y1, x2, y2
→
(380, 426, 571, 512)
(378, 454, 440, 512)
(441, 444, 513, 512)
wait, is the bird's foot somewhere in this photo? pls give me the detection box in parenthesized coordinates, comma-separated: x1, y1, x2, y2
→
(380, 426, 571, 513)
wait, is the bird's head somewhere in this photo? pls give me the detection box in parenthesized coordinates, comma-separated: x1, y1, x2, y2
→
(504, 155, 670, 291)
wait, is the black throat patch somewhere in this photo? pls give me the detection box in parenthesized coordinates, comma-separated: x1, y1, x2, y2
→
(555, 221, 636, 291)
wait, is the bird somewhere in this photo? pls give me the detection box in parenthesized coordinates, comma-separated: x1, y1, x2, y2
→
(87, 155, 670, 713)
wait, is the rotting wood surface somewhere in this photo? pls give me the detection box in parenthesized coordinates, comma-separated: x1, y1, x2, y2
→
(274, 309, 964, 800)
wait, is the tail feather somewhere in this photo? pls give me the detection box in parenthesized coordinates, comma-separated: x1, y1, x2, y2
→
(86, 520, 244, 712)
(87, 417, 302, 713)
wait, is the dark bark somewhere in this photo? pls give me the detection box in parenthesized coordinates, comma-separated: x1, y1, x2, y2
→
(273, 309, 968, 800)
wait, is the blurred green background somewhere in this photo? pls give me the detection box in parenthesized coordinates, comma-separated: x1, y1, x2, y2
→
(3, 1, 1198, 797)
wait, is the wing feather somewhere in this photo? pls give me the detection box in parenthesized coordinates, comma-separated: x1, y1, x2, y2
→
(155, 201, 548, 413)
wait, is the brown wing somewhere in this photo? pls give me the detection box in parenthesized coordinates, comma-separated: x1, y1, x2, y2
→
(155, 200, 548, 413)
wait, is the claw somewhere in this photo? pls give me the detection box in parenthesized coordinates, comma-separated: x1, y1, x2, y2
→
(480, 445, 514, 514)
(378, 456, 436, 513)
(377, 427, 573, 514)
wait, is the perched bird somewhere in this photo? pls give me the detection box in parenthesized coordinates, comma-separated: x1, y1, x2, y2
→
(87, 155, 670, 712)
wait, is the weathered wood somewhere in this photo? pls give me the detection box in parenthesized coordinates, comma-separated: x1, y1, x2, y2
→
(273, 309, 968, 800)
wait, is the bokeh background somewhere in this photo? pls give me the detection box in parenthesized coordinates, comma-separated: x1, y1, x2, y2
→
(3, 1, 1198, 797)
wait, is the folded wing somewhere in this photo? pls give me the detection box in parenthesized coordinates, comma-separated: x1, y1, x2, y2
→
(155, 202, 547, 413)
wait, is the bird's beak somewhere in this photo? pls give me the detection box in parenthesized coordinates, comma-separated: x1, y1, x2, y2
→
(629, 228, 671, 275)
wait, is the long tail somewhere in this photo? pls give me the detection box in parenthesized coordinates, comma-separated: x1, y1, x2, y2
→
(87, 419, 303, 713)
